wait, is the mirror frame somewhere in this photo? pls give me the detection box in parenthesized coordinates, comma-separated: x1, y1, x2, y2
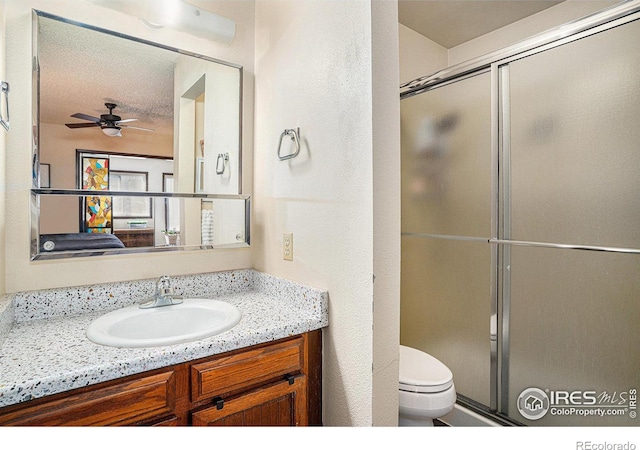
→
(30, 10, 249, 261)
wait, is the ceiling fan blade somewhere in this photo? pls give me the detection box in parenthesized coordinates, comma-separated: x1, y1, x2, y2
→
(65, 122, 100, 128)
(120, 125, 155, 132)
(70, 113, 101, 122)
(115, 118, 138, 124)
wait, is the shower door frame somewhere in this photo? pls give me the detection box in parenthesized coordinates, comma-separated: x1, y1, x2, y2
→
(492, 8, 640, 418)
(400, 0, 640, 423)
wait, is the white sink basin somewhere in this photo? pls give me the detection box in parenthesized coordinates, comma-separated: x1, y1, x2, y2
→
(86, 298, 241, 348)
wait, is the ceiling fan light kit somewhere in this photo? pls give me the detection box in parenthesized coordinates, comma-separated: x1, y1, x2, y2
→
(101, 127, 122, 137)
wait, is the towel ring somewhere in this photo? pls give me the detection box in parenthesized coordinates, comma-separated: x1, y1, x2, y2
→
(216, 152, 229, 175)
(0, 81, 9, 132)
(277, 128, 300, 161)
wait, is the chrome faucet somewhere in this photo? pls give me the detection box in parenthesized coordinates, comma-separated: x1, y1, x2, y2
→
(139, 275, 183, 309)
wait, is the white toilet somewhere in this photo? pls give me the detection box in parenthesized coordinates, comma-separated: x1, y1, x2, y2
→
(398, 345, 456, 426)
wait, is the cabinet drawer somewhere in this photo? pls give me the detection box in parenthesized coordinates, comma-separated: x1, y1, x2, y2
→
(192, 375, 307, 426)
(0, 371, 176, 426)
(191, 337, 304, 402)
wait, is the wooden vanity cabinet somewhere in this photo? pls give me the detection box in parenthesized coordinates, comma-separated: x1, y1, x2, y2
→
(189, 337, 309, 426)
(0, 330, 322, 426)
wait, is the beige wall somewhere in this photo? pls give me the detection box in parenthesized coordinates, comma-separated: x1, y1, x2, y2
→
(253, 0, 400, 426)
(4, 0, 255, 293)
(0, 0, 6, 297)
(448, 0, 617, 66)
(399, 23, 447, 85)
(371, 0, 401, 426)
(399, 1, 617, 84)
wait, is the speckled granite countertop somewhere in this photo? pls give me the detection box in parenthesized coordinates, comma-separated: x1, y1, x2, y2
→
(0, 269, 328, 408)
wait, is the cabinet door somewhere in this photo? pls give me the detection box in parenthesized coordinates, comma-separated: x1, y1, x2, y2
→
(0, 371, 176, 426)
(192, 376, 307, 426)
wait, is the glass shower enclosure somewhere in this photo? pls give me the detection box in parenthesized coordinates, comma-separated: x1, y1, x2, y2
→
(400, 2, 640, 426)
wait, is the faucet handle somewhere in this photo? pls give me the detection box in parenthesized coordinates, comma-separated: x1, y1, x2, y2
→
(156, 275, 174, 296)
(140, 275, 183, 309)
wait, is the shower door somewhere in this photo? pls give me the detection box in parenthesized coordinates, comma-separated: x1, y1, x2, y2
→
(499, 15, 640, 426)
(400, 71, 495, 409)
(401, 9, 640, 426)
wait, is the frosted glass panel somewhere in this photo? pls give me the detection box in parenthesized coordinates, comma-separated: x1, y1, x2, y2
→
(506, 246, 640, 426)
(401, 236, 491, 406)
(509, 19, 640, 249)
(401, 72, 492, 238)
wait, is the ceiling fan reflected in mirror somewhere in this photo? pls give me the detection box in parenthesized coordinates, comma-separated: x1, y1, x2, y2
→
(65, 103, 155, 137)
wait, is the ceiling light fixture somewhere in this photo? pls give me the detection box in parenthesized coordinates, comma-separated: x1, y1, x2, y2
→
(139, 18, 165, 30)
(86, 0, 236, 45)
(101, 127, 122, 137)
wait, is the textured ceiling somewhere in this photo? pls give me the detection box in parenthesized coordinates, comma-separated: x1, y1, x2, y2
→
(398, 0, 565, 48)
(38, 15, 176, 136)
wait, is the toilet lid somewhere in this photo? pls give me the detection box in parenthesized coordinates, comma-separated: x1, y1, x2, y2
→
(399, 345, 453, 393)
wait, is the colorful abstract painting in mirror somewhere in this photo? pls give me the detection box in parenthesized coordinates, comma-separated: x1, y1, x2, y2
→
(80, 156, 112, 233)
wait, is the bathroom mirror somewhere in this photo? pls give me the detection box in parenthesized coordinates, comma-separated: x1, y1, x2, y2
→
(30, 10, 248, 260)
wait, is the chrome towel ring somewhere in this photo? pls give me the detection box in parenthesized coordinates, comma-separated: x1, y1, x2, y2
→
(216, 152, 229, 175)
(0, 81, 9, 132)
(277, 128, 300, 161)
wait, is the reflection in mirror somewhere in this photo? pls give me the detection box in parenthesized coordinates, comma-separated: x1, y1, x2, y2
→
(31, 11, 249, 259)
(36, 11, 242, 195)
(33, 193, 250, 260)
(71, 150, 171, 233)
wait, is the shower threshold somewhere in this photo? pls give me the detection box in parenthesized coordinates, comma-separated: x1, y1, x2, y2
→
(439, 396, 521, 427)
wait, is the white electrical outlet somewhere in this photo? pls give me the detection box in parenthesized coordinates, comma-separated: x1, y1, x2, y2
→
(283, 232, 293, 261)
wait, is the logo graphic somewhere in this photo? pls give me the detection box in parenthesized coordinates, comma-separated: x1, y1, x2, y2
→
(517, 387, 550, 420)
(517, 387, 637, 421)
